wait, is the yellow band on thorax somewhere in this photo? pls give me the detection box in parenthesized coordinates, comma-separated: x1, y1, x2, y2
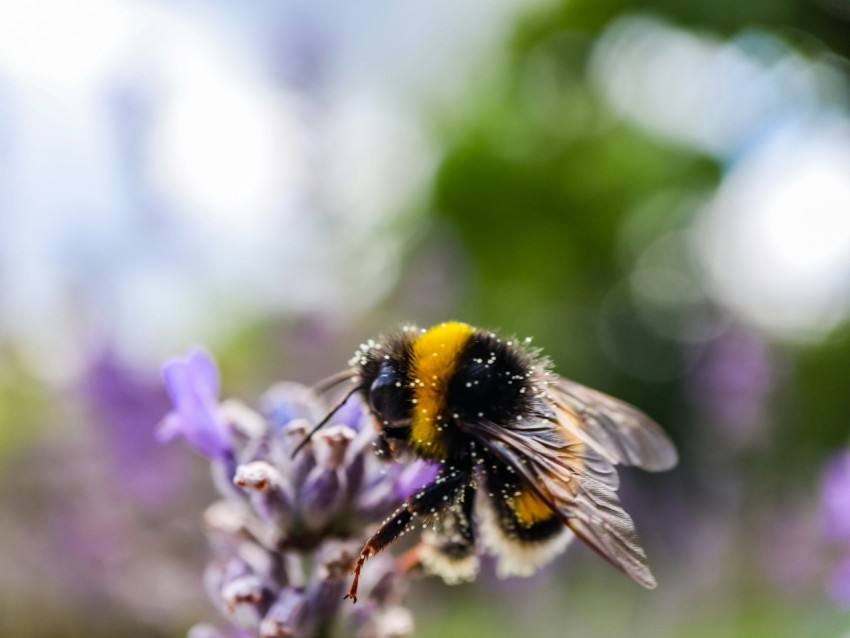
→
(408, 322, 474, 458)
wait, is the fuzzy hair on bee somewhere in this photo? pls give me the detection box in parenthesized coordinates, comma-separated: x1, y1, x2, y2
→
(296, 321, 678, 602)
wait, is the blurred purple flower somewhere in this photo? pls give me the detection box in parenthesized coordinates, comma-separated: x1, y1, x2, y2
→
(687, 327, 774, 446)
(819, 450, 850, 607)
(83, 348, 187, 507)
(270, 16, 331, 94)
(822, 451, 850, 542)
(760, 502, 820, 595)
(158, 347, 233, 460)
(829, 553, 850, 607)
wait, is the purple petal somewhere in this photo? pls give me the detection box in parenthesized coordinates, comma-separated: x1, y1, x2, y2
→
(305, 547, 346, 624)
(332, 393, 367, 431)
(394, 460, 440, 501)
(187, 346, 220, 397)
(159, 347, 231, 459)
(260, 588, 308, 637)
(155, 412, 183, 443)
(261, 382, 323, 429)
(301, 468, 345, 531)
(357, 473, 400, 520)
(822, 451, 850, 542)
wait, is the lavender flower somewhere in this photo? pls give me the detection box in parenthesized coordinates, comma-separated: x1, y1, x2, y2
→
(829, 554, 850, 607)
(820, 450, 850, 606)
(83, 348, 187, 508)
(821, 451, 850, 542)
(686, 327, 774, 448)
(161, 347, 434, 637)
(158, 347, 233, 461)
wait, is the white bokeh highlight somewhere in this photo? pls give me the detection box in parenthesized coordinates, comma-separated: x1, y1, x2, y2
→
(593, 14, 850, 341)
(0, 0, 529, 379)
(697, 119, 850, 339)
(590, 15, 847, 159)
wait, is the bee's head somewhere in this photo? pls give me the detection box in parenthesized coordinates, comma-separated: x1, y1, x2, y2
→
(293, 326, 418, 458)
(352, 328, 418, 428)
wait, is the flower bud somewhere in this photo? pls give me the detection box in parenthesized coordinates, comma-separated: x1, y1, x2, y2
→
(259, 587, 307, 638)
(234, 462, 294, 533)
(261, 383, 324, 429)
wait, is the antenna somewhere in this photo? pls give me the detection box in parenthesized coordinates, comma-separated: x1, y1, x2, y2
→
(291, 384, 361, 458)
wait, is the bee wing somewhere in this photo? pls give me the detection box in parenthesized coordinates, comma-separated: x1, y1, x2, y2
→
(463, 415, 658, 589)
(551, 377, 678, 472)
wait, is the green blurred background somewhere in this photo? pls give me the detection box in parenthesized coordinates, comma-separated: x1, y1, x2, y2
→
(2, 0, 850, 636)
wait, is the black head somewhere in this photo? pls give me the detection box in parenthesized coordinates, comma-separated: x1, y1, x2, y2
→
(352, 327, 417, 428)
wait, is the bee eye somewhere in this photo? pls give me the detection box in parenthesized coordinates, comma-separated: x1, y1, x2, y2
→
(369, 365, 400, 420)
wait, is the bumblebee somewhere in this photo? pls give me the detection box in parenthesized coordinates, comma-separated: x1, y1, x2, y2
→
(297, 321, 677, 602)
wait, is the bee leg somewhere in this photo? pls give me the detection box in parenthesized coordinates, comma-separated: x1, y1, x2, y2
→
(375, 426, 411, 460)
(442, 483, 477, 552)
(344, 471, 468, 603)
(344, 505, 414, 603)
(410, 483, 480, 583)
(373, 434, 392, 459)
(396, 543, 426, 574)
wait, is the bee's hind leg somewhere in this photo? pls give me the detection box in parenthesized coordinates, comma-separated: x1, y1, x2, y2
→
(409, 484, 480, 584)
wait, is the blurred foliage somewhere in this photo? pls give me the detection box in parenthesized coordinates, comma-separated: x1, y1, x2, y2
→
(413, 583, 846, 638)
(0, 349, 56, 460)
(517, 0, 850, 54)
(788, 325, 850, 458)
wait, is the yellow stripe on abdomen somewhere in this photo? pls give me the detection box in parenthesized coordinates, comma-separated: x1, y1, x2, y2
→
(409, 321, 474, 458)
(510, 417, 584, 527)
(512, 486, 556, 527)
